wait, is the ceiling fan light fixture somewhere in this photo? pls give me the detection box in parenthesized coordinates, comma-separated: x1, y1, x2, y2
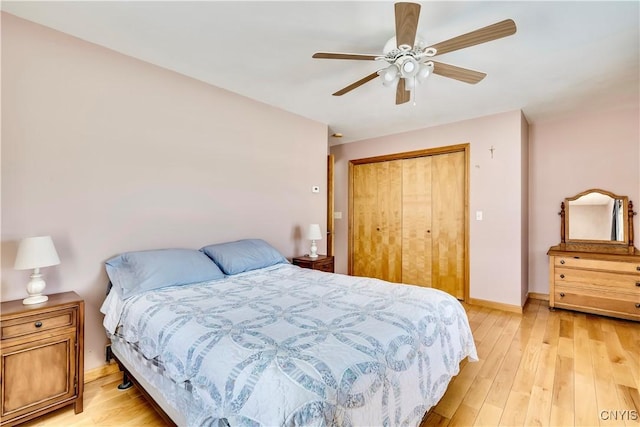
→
(398, 56, 419, 78)
(417, 61, 434, 83)
(378, 65, 400, 87)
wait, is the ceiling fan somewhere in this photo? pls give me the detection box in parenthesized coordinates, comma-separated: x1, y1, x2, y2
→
(312, 2, 517, 105)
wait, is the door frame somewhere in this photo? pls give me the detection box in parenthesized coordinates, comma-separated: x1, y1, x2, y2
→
(327, 154, 335, 256)
(348, 143, 470, 301)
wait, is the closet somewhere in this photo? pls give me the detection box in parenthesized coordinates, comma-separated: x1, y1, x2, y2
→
(349, 144, 468, 299)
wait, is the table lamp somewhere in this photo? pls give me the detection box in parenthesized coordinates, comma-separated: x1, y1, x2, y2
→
(308, 224, 323, 258)
(14, 236, 60, 305)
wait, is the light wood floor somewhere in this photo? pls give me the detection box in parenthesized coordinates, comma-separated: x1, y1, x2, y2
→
(25, 299, 639, 426)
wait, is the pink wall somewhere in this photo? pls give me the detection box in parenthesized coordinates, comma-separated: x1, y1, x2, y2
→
(1, 13, 328, 371)
(331, 111, 529, 308)
(528, 106, 640, 295)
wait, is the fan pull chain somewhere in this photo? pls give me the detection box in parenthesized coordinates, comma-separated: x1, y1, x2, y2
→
(413, 77, 417, 106)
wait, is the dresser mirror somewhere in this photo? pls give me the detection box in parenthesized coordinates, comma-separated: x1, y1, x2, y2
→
(560, 188, 635, 254)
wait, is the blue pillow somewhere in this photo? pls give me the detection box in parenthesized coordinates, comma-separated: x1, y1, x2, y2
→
(105, 248, 225, 299)
(200, 239, 288, 275)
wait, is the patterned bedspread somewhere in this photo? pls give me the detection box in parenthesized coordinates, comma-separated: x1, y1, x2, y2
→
(106, 264, 477, 426)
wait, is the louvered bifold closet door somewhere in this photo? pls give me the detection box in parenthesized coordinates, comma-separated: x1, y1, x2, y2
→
(352, 160, 403, 282)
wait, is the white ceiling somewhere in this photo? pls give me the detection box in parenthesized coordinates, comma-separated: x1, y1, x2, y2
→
(3, 1, 639, 145)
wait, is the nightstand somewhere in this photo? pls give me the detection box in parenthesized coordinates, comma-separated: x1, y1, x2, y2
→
(292, 255, 335, 273)
(0, 291, 84, 426)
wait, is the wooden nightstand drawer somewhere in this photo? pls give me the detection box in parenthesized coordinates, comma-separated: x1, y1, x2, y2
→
(1, 308, 76, 340)
(292, 255, 335, 273)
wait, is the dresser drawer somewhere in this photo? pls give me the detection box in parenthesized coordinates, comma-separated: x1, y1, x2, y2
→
(554, 286, 640, 319)
(1, 308, 76, 340)
(554, 268, 640, 293)
(555, 256, 640, 274)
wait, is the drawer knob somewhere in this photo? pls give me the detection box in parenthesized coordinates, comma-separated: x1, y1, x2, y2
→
(636, 304, 640, 309)
(34, 321, 43, 328)
(637, 266, 640, 271)
(560, 260, 565, 264)
(559, 292, 565, 298)
(560, 274, 565, 279)
(636, 282, 640, 287)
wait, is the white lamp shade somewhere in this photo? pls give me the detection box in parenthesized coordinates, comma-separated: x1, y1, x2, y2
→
(308, 224, 323, 241)
(14, 236, 60, 270)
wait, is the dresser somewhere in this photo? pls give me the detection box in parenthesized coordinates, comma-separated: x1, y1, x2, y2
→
(547, 189, 639, 321)
(547, 247, 640, 321)
(292, 255, 335, 273)
(0, 292, 84, 426)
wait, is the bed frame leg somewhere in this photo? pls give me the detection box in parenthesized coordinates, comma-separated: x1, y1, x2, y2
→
(117, 372, 133, 390)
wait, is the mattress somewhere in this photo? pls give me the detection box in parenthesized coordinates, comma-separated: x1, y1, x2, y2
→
(102, 264, 477, 426)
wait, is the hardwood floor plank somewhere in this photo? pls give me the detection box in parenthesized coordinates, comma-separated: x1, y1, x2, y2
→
(473, 403, 503, 426)
(573, 314, 599, 426)
(448, 403, 478, 426)
(432, 355, 483, 419)
(421, 410, 450, 427)
(614, 385, 640, 427)
(499, 390, 530, 426)
(511, 304, 548, 394)
(524, 338, 557, 426)
(591, 340, 623, 426)
(477, 313, 521, 381)
(551, 355, 574, 416)
(549, 404, 575, 426)
(613, 321, 640, 392)
(484, 302, 538, 409)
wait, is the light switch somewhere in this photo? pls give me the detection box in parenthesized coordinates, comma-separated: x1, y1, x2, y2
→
(312, 186, 320, 193)
(476, 211, 483, 221)
(334, 212, 342, 219)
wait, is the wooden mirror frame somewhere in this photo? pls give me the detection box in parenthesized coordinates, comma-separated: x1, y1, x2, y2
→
(559, 188, 636, 254)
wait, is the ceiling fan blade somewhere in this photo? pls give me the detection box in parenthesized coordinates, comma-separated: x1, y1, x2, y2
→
(333, 71, 380, 96)
(428, 19, 516, 56)
(313, 52, 378, 61)
(432, 61, 487, 84)
(395, 79, 411, 104)
(395, 2, 421, 48)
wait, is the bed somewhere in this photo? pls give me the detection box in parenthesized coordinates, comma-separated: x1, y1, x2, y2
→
(100, 239, 477, 427)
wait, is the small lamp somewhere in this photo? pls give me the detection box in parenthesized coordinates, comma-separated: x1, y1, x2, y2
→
(14, 236, 60, 305)
(307, 224, 323, 258)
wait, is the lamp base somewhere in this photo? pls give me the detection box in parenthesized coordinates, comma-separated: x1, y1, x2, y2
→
(309, 240, 319, 258)
(23, 294, 48, 305)
(24, 271, 48, 305)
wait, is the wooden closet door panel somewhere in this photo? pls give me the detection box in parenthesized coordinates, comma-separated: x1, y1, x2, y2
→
(352, 161, 403, 282)
(431, 151, 465, 299)
(352, 162, 377, 278)
(402, 156, 433, 287)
